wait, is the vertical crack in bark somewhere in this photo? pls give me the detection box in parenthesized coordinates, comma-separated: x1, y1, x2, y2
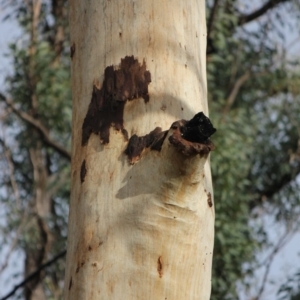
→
(82, 56, 151, 145)
(68, 277, 73, 290)
(157, 256, 163, 278)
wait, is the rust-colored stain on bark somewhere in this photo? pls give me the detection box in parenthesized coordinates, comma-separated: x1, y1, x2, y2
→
(80, 159, 87, 183)
(125, 127, 168, 164)
(70, 43, 75, 59)
(207, 192, 213, 207)
(82, 56, 151, 145)
(157, 256, 163, 278)
(68, 277, 73, 290)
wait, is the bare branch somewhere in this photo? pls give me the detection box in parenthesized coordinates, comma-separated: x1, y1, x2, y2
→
(238, 0, 289, 26)
(0, 250, 66, 300)
(206, 0, 220, 55)
(207, 0, 220, 40)
(0, 216, 29, 276)
(223, 71, 250, 115)
(250, 169, 300, 209)
(0, 94, 71, 161)
(0, 141, 27, 275)
(2, 141, 21, 208)
(255, 227, 296, 300)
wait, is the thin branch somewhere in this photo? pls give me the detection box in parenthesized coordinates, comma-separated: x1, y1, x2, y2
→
(2, 142, 21, 208)
(223, 71, 250, 115)
(238, 0, 289, 26)
(0, 215, 29, 275)
(0, 250, 66, 300)
(0, 137, 32, 184)
(207, 0, 220, 41)
(0, 94, 71, 161)
(255, 228, 295, 300)
(0, 138, 30, 275)
(250, 169, 300, 209)
(206, 0, 220, 55)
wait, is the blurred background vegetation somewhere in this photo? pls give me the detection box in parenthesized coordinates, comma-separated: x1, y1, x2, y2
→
(0, 0, 299, 299)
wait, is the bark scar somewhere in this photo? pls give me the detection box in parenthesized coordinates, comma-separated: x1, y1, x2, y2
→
(124, 112, 216, 163)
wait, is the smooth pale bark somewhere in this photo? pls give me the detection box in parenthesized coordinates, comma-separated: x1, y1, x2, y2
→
(64, 0, 214, 299)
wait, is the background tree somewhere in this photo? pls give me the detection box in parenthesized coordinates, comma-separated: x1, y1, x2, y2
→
(0, 0, 70, 299)
(0, 0, 300, 299)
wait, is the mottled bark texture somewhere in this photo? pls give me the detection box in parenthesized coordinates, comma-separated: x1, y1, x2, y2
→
(65, 0, 214, 299)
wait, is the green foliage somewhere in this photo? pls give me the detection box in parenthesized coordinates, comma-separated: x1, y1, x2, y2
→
(206, 1, 300, 299)
(211, 109, 259, 299)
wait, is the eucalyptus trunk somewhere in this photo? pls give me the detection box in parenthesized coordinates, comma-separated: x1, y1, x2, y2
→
(64, 0, 214, 299)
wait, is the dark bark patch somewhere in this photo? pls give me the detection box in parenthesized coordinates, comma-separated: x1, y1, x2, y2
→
(151, 130, 168, 151)
(70, 43, 75, 59)
(157, 256, 163, 278)
(207, 192, 213, 207)
(76, 261, 85, 273)
(82, 56, 151, 145)
(80, 160, 87, 183)
(124, 127, 167, 164)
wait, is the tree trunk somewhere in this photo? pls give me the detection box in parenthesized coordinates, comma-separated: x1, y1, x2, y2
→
(64, 0, 214, 299)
